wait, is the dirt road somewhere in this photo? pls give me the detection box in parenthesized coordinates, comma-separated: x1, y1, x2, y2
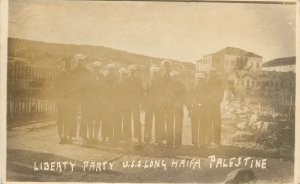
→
(7, 110, 294, 183)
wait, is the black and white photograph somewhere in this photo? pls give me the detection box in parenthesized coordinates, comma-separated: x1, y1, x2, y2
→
(5, 0, 297, 183)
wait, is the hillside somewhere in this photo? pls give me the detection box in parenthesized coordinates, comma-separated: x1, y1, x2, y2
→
(262, 56, 296, 67)
(8, 38, 195, 71)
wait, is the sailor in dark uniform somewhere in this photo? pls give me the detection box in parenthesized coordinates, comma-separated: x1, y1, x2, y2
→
(128, 65, 143, 143)
(207, 68, 224, 146)
(115, 68, 131, 144)
(187, 72, 210, 147)
(144, 66, 162, 143)
(87, 61, 105, 143)
(54, 60, 77, 144)
(73, 60, 93, 142)
(160, 60, 173, 146)
(102, 64, 119, 143)
(169, 71, 186, 148)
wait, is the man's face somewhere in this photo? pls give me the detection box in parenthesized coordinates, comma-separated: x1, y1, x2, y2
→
(93, 64, 102, 73)
(64, 62, 71, 72)
(209, 71, 217, 78)
(162, 63, 171, 74)
(80, 60, 89, 69)
(196, 77, 203, 83)
(171, 75, 179, 81)
(120, 73, 128, 79)
(108, 68, 117, 76)
(152, 71, 160, 79)
(130, 69, 136, 77)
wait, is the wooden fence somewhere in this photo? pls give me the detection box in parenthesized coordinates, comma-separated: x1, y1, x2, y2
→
(7, 60, 58, 124)
(245, 96, 295, 120)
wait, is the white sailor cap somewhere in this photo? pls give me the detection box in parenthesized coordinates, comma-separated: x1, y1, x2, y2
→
(106, 63, 117, 69)
(161, 60, 171, 67)
(128, 64, 137, 70)
(150, 66, 161, 73)
(206, 66, 217, 71)
(92, 61, 103, 68)
(170, 71, 180, 77)
(119, 68, 129, 75)
(195, 72, 206, 79)
(74, 53, 87, 60)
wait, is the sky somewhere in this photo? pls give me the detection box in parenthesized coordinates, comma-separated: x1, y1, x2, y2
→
(9, 0, 296, 63)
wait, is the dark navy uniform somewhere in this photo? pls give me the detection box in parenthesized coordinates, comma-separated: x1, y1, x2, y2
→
(55, 63, 77, 143)
(128, 67, 143, 143)
(115, 72, 131, 143)
(73, 65, 93, 140)
(160, 73, 174, 146)
(93, 72, 106, 141)
(187, 73, 210, 147)
(144, 68, 163, 143)
(85, 72, 101, 142)
(207, 73, 224, 145)
(102, 67, 119, 142)
(169, 73, 186, 147)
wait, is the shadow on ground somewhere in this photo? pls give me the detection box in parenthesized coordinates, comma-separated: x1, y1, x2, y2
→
(75, 142, 283, 160)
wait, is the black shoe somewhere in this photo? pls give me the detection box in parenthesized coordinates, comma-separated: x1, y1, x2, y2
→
(175, 144, 181, 149)
(138, 138, 142, 144)
(209, 142, 220, 148)
(92, 139, 99, 144)
(81, 136, 88, 141)
(100, 138, 107, 144)
(113, 141, 120, 146)
(65, 138, 73, 144)
(199, 144, 206, 148)
(124, 138, 131, 144)
(144, 135, 150, 143)
(166, 143, 173, 148)
(59, 139, 65, 144)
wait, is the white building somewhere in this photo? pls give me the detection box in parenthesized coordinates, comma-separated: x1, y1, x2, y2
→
(196, 47, 263, 74)
(262, 57, 295, 73)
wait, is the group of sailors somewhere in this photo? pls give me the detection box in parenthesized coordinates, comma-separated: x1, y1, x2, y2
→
(55, 59, 223, 148)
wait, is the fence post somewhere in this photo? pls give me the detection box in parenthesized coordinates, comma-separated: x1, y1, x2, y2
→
(8, 62, 57, 124)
